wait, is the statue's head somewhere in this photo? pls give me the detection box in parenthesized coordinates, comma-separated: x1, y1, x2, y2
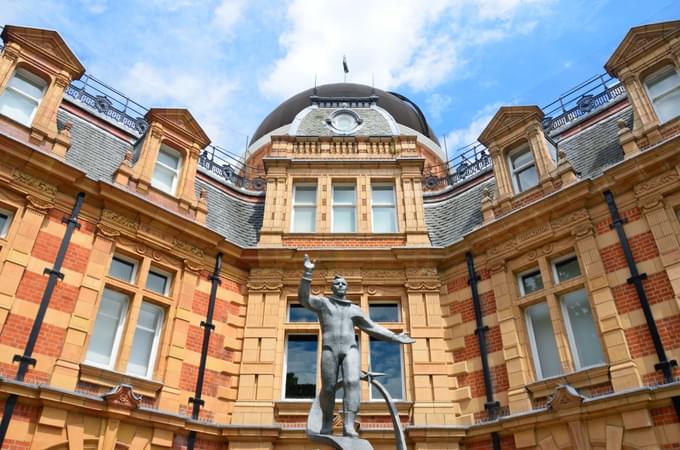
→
(331, 275, 348, 297)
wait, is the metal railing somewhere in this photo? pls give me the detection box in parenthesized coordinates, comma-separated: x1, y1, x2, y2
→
(198, 145, 266, 191)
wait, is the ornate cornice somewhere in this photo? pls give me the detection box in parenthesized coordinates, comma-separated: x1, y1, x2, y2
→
(12, 169, 57, 197)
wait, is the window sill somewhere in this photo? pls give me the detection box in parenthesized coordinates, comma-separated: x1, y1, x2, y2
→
(79, 362, 163, 398)
(525, 364, 609, 398)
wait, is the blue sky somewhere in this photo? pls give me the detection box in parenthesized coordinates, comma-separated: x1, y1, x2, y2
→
(2, 0, 677, 158)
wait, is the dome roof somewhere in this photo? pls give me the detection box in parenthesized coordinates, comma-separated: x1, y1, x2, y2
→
(252, 83, 439, 144)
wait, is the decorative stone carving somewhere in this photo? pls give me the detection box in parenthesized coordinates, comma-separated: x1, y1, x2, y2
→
(550, 209, 589, 229)
(172, 238, 205, 259)
(546, 384, 586, 411)
(102, 384, 142, 409)
(102, 209, 138, 231)
(634, 170, 679, 196)
(25, 194, 53, 211)
(12, 169, 58, 197)
(96, 223, 121, 238)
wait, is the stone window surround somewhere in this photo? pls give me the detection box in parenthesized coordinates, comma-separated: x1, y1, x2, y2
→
(641, 61, 680, 125)
(0, 206, 15, 239)
(0, 67, 48, 127)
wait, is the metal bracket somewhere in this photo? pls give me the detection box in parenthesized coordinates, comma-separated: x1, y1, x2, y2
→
(12, 355, 37, 367)
(43, 268, 65, 280)
(609, 217, 628, 229)
(626, 272, 648, 284)
(61, 216, 81, 229)
(474, 325, 489, 336)
(188, 397, 205, 407)
(208, 274, 222, 285)
(200, 321, 215, 330)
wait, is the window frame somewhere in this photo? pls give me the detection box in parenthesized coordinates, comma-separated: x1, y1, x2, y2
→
(368, 301, 401, 323)
(368, 337, 406, 401)
(291, 183, 318, 233)
(126, 300, 165, 379)
(287, 303, 318, 323)
(371, 182, 398, 233)
(152, 144, 183, 195)
(146, 266, 173, 297)
(524, 300, 561, 380)
(507, 143, 538, 194)
(0, 208, 14, 238)
(551, 253, 581, 284)
(517, 267, 543, 297)
(282, 333, 319, 400)
(108, 254, 139, 285)
(331, 183, 357, 233)
(558, 287, 605, 371)
(0, 68, 47, 127)
(84, 288, 130, 371)
(643, 63, 680, 124)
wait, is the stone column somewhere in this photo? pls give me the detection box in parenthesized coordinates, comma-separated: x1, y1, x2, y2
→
(134, 123, 164, 193)
(527, 124, 557, 189)
(620, 71, 659, 137)
(178, 142, 201, 211)
(31, 70, 71, 143)
(489, 144, 513, 201)
(0, 43, 20, 94)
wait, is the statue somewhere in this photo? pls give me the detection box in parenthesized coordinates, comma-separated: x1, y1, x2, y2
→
(298, 254, 415, 446)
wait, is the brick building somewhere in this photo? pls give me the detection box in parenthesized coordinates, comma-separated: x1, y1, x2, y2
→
(0, 19, 678, 450)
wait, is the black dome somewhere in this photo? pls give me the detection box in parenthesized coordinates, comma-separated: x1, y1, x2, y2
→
(252, 83, 439, 144)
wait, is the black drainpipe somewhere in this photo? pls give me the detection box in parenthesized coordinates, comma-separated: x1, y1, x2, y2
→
(466, 252, 501, 450)
(187, 252, 223, 450)
(604, 190, 679, 419)
(0, 192, 85, 446)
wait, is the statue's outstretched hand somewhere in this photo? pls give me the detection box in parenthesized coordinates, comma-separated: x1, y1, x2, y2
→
(303, 254, 316, 272)
(395, 332, 415, 344)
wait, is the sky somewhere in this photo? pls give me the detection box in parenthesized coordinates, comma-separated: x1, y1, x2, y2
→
(2, 0, 677, 159)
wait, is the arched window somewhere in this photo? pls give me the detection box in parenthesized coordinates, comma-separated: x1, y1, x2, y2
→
(644, 64, 680, 124)
(0, 68, 47, 126)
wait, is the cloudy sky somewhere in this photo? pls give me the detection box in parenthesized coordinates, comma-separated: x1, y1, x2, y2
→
(2, 0, 676, 158)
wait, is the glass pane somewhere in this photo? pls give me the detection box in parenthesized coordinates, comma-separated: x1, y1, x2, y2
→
(109, 257, 135, 282)
(333, 186, 355, 204)
(373, 207, 397, 233)
(0, 212, 8, 236)
(0, 89, 37, 125)
(127, 303, 162, 377)
(86, 289, 128, 366)
(288, 304, 318, 322)
(146, 270, 169, 295)
(292, 207, 316, 232)
(646, 66, 680, 98)
(521, 270, 543, 295)
(294, 186, 317, 204)
(370, 338, 403, 399)
(369, 304, 400, 322)
(157, 147, 180, 169)
(285, 335, 318, 399)
(526, 302, 561, 378)
(554, 257, 581, 283)
(152, 164, 177, 193)
(333, 207, 356, 232)
(562, 289, 605, 368)
(9, 72, 45, 99)
(516, 165, 538, 191)
(654, 88, 680, 123)
(510, 147, 532, 168)
(372, 185, 395, 205)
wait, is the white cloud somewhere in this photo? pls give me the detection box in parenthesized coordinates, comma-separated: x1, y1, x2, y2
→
(426, 93, 454, 123)
(444, 102, 503, 156)
(260, 0, 554, 100)
(212, 0, 247, 34)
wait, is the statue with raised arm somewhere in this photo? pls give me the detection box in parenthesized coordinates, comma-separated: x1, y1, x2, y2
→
(298, 254, 415, 440)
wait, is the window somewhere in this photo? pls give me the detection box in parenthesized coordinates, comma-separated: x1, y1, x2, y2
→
(525, 302, 562, 379)
(292, 184, 317, 232)
(368, 303, 400, 322)
(288, 303, 318, 322)
(146, 268, 172, 296)
(332, 184, 356, 232)
(109, 255, 137, 283)
(372, 184, 397, 233)
(518, 268, 543, 296)
(0, 69, 47, 126)
(0, 208, 14, 238)
(560, 289, 605, 369)
(85, 288, 129, 369)
(369, 338, 404, 399)
(645, 65, 680, 123)
(552, 255, 581, 283)
(152, 145, 182, 195)
(126, 302, 164, 378)
(508, 144, 538, 193)
(284, 335, 318, 399)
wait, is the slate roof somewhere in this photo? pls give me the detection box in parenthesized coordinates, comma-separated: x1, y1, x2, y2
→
(59, 108, 264, 248)
(423, 106, 630, 248)
(295, 107, 394, 137)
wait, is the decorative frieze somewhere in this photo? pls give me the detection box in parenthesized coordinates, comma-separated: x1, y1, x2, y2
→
(12, 169, 58, 197)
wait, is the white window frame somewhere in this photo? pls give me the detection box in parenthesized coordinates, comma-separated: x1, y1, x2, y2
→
(282, 333, 319, 401)
(331, 183, 357, 233)
(0, 68, 47, 126)
(127, 301, 165, 379)
(291, 183, 317, 232)
(559, 288, 604, 371)
(152, 145, 182, 195)
(644, 64, 680, 124)
(551, 253, 581, 284)
(524, 304, 551, 380)
(0, 208, 14, 238)
(371, 183, 397, 233)
(109, 254, 139, 284)
(517, 267, 543, 297)
(368, 337, 405, 400)
(146, 266, 173, 296)
(84, 288, 129, 371)
(368, 301, 401, 323)
(507, 144, 538, 193)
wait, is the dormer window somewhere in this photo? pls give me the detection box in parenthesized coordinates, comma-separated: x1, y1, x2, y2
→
(508, 144, 538, 193)
(644, 64, 680, 124)
(0, 69, 47, 126)
(152, 145, 182, 195)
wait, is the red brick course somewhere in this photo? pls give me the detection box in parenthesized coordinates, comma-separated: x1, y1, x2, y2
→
(1, 440, 31, 450)
(172, 435, 224, 450)
(179, 362, 231, 397)
(600, 231, 659, 273)
(449, 291, 496, 323)
(15, 270, 78, 313)
(192, 291, 237, 322)
(185, 325, 234, 361)
(0, 361, 49, 384)
(457, 364, 509, 398)
(32, 231, 91, 273)
(465, 436, 515, 450)
(0, 400, 39, 423)
(282, 238, 405, 248)
(0, 314, 66, 358)
(453, 325, 502, 362)
(612, 271, 674, 314)
(625, 315, 680, 358)
(652, 405, 680, 425)
(595, 207, 641, 235)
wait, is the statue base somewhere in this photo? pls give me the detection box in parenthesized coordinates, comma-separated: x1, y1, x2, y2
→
(308, 432, 374, 450)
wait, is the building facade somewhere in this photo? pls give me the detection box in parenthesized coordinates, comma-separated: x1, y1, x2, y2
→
(0, 20, 678, 450)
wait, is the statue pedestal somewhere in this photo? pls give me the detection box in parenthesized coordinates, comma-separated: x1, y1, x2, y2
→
(308, 432, 374, 450)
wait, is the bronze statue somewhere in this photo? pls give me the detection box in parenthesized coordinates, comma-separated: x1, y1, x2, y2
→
(298, 254, 414, 439)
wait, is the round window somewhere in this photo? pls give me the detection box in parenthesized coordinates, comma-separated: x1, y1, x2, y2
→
(327, 109, 362, 133)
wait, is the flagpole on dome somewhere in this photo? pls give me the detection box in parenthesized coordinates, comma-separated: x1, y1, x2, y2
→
(343, 55, 349, 82)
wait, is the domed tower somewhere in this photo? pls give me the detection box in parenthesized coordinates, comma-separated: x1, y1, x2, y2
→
(245, 83, 445, 247)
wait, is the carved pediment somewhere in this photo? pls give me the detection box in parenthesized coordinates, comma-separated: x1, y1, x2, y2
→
(605, 20, 680, 77)
(102, 384, 142, 409)
(145, 108, 211, 148)
(1, 25, 85, 79)
(478, 105, 544, 146)
(546, 384, 586, 411)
